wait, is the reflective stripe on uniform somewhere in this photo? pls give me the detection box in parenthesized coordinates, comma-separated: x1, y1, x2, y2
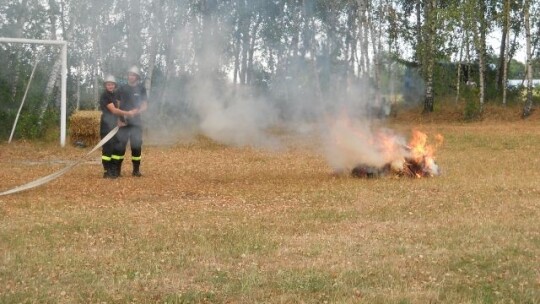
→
(132, 156, 142, 161)
(111, 155, 124, 160)
(102, 156, 112, 161)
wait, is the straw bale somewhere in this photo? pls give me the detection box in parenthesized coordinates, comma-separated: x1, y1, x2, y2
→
(69, 111, 101, 146)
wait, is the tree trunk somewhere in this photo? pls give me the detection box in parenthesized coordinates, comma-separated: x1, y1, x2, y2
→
(233, 0, 243, 85)
(477, 0, 487, 114)
(76, 67, 81, 111)
(145, 2, 162, 98)
(347, 3, 358, 79)
(247, 15, 262, 85)
(308, 12, 323, 105)
(423, 0, 436, 113)
(38, 0, 77, 126)
(92, 27, 102, 109)
(356, 0, 370, 78)
(455, 31, 464, 104)
(160, 34, 177, 116)
(233, 21, 241, 85)
(496, 0, 510, 92)
(522, 0, 533, 117)
(38, 57, 61, 127)
(478, 42, 486, 114)
(502, 27, 510, 105)
(415, 0, 422, 61)
(38, 1, 61, 127)
(145, 36, 158, 98)
(356, 11, 365, 76)
(240, 2, 251, 85)
(369, 0, 382, 110)
(423, 61, 435, 113)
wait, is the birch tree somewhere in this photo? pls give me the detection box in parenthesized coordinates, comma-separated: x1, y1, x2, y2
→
(38, 0, 63, 127)
(357, 0, 371, 77)
(496, 0, 511, 92)
(502, 13, 510, 106)
(522, 0, 533, 117)
(422, 0, 436, 113)
(476, 0, 488, 114)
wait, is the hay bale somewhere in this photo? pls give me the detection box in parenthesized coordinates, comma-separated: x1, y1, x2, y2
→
(69, 110, 101, 146)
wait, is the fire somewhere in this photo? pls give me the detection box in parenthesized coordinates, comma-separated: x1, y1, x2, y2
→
(325, 118, 443, 178)
(409, 130, 430, 160)
(403, 130, 443, 178)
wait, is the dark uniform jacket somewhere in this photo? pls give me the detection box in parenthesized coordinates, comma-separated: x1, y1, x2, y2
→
(99, 90, 119, 133)
(118, 83, 147, 126)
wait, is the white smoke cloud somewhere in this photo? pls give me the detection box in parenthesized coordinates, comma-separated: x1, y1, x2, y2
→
(197, 94, 280, 148)
(322, 117, 409, 173)
(141, 10, 418, 169)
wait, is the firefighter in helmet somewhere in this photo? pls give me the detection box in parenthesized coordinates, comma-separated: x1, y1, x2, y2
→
(99, 75, 136, 178)
(111, 66, 148, 177)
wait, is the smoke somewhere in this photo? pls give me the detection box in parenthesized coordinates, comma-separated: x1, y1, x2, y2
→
(143, 17, 283, 149)
(196, 89, 280, 149)
(322, 117, 409, 173)
(137, 8, 426, 171)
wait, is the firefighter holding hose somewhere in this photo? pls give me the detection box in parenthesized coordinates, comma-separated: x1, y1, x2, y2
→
(110, 66, 148, 177)
(99, 75, 137, 179)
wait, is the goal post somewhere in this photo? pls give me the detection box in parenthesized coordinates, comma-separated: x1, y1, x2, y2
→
(0, 37, 68, 147)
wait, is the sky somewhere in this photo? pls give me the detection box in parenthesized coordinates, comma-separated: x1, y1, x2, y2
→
(487, 30, 528, 64)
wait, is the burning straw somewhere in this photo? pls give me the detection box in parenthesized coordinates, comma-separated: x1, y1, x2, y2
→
(325, 118, 443, 178)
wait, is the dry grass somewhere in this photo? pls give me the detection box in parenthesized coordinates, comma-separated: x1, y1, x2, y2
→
(1, 118, 539, 303)
(393, 100, 540, 124)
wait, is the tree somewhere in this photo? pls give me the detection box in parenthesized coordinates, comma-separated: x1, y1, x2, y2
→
(1, 0, 538, 131)
(522, 0, 533, 117)
(422, 0, 436, 113)
(496, 0, 510, 93)
(474, 0, 489, 114)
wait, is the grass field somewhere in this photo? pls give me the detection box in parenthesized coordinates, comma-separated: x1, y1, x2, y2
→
(1, 116, 539, 303)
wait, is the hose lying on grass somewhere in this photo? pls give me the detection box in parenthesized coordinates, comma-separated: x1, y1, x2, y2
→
(0, 126, 119, 196)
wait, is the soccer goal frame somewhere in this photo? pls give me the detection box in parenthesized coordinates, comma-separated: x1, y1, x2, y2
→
(0, 37, 68, 147)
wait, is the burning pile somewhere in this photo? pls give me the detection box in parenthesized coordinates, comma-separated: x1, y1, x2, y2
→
(351, 130, 442, 178)
(325, 118, 443, 178)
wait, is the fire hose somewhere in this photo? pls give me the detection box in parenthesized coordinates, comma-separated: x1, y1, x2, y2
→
(0, 126, 119, 196)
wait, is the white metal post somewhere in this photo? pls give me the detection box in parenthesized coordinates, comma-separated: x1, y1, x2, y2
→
(61, 43, 67, 147)
(0, 37, 68, 147)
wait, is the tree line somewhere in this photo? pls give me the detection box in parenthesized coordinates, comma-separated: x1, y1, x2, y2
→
(0, 0, 539, 139)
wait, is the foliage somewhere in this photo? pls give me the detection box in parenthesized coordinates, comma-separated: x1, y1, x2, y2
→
(0, 0, 539, 131)
(464, 95, 482, 120)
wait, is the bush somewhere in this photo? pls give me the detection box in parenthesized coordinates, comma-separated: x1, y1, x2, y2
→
(16, 112, 42, 139)
(464, 98, 482, 121)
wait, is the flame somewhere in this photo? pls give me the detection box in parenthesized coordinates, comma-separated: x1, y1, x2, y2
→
(409, 130, 431, 160)
(325, 117, 443, 178)
(406, 130, 443, 177)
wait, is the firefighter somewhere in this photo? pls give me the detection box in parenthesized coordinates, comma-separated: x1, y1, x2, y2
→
(111, 66, 148, 177)
(99, 75, 136, 178)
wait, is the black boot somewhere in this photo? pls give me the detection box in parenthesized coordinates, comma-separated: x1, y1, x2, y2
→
(106, 161, 118, 179)
(102, 160, 109, 178)
(117, 159, 123, 177)
(108, 159, 119, 178)
(132, 161, 142, 177)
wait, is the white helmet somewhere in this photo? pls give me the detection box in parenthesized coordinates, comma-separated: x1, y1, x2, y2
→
(104, 75, 116, 84)
(128, 66, 140, 77)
